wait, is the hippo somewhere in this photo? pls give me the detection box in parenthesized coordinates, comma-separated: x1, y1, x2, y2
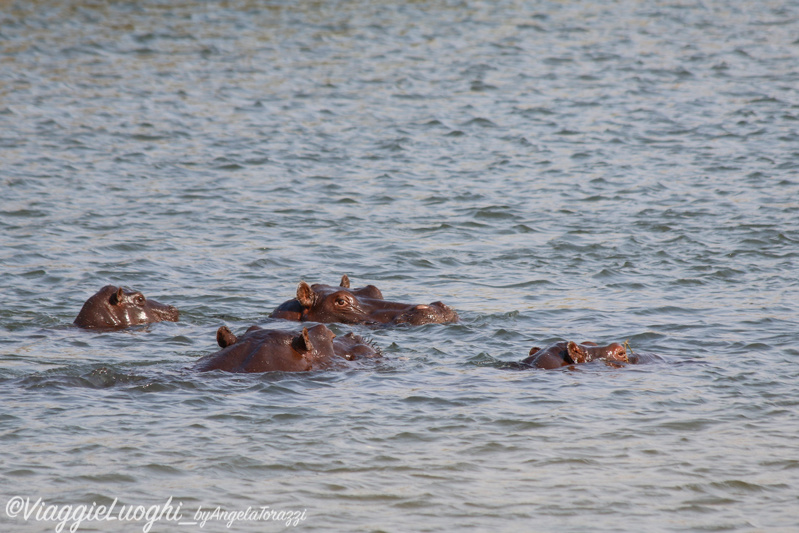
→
(270, 275, 458, 326)
(516, 340, 628, 370)
(74, 285, 179, 329)
(194, 323, 380, 373)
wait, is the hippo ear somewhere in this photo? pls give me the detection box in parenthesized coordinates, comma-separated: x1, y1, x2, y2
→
(340, 274, 350, 288)
(566, 341, 589, 364)
(528, 346, 540, 356)
(296, 281, 315, 308)
(216, 326, 238, 348)
(110, 287, 125, 306)
(291, 327, 313, 354)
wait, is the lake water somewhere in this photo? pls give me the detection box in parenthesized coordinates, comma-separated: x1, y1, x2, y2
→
(2, 0, 799, 531)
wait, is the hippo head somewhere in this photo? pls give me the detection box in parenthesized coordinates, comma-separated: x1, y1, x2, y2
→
(332, 331, 383, 362)
(197, 323, 380, 373)
(566, 341, 628, 364)
(270, 275, 458, 326)
(74, 285, 179, 329)
(522, 340, 628, 369)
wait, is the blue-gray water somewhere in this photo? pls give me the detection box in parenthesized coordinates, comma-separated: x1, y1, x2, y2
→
(2, 1, 798, 531)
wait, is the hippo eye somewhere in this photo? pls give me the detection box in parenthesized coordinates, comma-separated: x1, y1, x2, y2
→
(134, 295, 146, 305)
(335, 297, 349, 307)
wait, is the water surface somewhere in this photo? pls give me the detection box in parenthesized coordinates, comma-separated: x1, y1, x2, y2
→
(2, 1, 798, 531)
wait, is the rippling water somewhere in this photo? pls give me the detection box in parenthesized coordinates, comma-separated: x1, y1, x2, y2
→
(2, 1, 799, 531)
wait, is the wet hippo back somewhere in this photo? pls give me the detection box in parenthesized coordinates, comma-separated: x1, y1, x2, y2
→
(74, 285, 179, 329)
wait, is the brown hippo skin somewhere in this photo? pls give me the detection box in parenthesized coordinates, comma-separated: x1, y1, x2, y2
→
(74, 285, 179, 329)
(520, 341, 628, 370)
(270, 275, 458, 326)
(194, 323, 380, 373)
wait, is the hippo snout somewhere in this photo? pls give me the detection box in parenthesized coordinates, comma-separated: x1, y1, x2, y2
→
(392, 301, 458, 326)
(153, 305, 180, 322)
